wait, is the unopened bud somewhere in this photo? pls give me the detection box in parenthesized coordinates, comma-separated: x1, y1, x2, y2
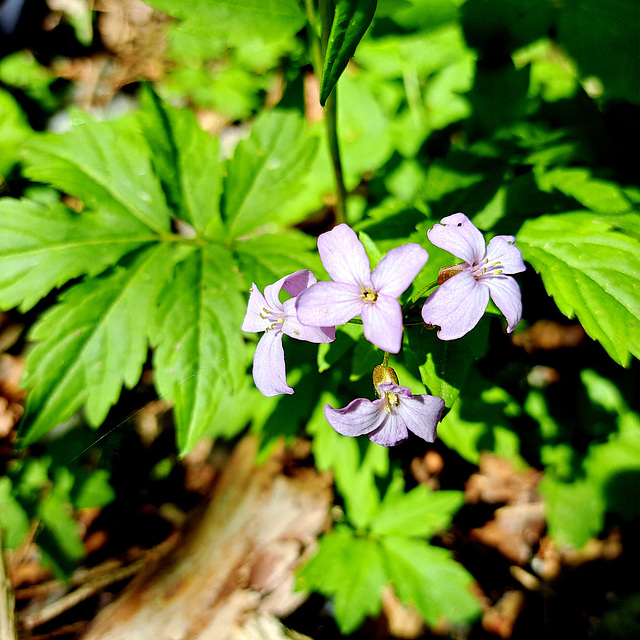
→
(437, 264, 464, 285)
(373, 365, 399, 390)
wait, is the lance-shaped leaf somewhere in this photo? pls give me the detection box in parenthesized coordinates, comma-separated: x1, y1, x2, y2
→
(151, 245, 248, 455)
(19, 244, 177, 447)
(0, 198, 154, 312)
(320, 0, 378, 105)
(223, 110, 318, 240)
(518, 211, 640, 367)
(138, 87, 224, 237)
(22, 113, 172, 234)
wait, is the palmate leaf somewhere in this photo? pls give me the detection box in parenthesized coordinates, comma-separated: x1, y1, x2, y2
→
(223, 110, 318, 239)
(296, 525, 388, 634)
(138, 87, 224, 237)
(320, 0, 378, 105)
(19, 245, 178, 446)
(518, 211, 640, 366)
(381, 537, 481, 627)
(0, 198, 154, 311)
(22, 113, 172, 235)
(151, 245, 248, 455)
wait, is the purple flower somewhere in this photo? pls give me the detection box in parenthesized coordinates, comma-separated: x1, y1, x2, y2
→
(421, 213, 525, 340)
(324, 366, 445, 447)
(295, 224, 428, 354)
(242, 270, 335, 397)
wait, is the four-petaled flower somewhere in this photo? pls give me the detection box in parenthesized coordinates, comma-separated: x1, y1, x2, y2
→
(242, 270, 335, 397)
(295, 224, 428, 353)
(421, 213, 525, 340)
(324, 366, 445, 447)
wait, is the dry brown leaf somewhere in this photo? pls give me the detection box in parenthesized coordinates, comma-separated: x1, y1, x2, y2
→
(482, 590, 525, 639)
(511, 320, 585, 353)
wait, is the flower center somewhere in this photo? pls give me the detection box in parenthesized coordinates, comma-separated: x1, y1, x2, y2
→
(383, 391, 400, 413)
(471, 258, 503, 279)
(260, 307, 285, 332)
(360, 288, 378, 304)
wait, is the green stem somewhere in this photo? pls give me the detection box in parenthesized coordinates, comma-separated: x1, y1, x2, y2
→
(318, 0, 347, 225)
(405, 280, 439, 308)
(382, 352, 389, 367)
(303, 0, 323, 77)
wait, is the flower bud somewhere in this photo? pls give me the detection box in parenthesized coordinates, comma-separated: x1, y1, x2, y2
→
(373, 365, 399, 389)
(437, 264, 464, 285)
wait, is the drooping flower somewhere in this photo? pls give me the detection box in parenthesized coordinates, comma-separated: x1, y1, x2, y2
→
(242, 270, 335, 397)
(421, 213, 525, 340)
(324, 366, 445, 447)
(295, 224, 428, 354)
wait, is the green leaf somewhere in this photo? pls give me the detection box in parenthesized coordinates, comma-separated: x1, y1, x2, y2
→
(320, 0, 378, 105)
(0, 198, 153, 311)
(138, 87, 224, 236)
(405, 318, 489, 408)
(518, 211, 640, 366)
(23, 113, 172, 235)
(144, 0, 306, 44)
(0, 88, 31, 178)
(224, 110, 318, 239)
(297, 525, 388, 634)
(538, 474, 604, 548)
(234, 229, 322, 290)
(0, 477, 30, 549)
(371, 484, 464, 538)
(381, 537, 481, 626)
(19, 244, 178, 446)
(557, 0, 640, 104)
(72, 469, 116, 509)
(536, 167, 633, 214)
(37, 467, 86, 577)
(151, 245, 248, 455)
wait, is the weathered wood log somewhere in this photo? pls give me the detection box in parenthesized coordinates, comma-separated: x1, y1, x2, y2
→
(81, 436, 331, 640)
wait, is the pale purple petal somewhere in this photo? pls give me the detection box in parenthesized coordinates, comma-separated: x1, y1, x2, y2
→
(421, 270, 490, 340)
(483, 275, 523, 333)
(281, 269, 318, 297)
(263, 276, 288, 314)
(369, 412, 408, 447)
(317, 224, 372, 288)
(252, 330, 292, 396)
(282, 299, 335, 343)
(361, 294, 404, 353)
(324, 398, 386, 436)
(485, 236, 526, 274)
(241, 284, 271, 333)
(397, 394, 445, 443)
(295, 281, 363, 327)
(427, 213, 486, 265)
(371, 244, 429, 298)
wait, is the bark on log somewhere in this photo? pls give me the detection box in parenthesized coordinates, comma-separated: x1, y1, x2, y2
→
(81, 436, 331, 640)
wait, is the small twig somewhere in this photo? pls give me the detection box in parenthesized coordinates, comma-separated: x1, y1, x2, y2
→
(19, 559, 145, 631)
(0, 531, 18, 640)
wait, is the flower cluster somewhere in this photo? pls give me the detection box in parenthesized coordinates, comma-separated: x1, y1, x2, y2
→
(242, 215, 525, 446)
